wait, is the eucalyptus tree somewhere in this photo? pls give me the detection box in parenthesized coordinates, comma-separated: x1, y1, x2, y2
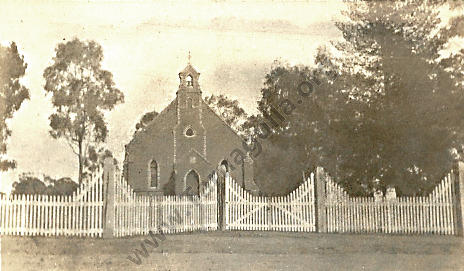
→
(0, 42, 29, 171)
(44, 38, 124, 183)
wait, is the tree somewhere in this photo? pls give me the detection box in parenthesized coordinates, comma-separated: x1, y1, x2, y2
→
(12, 174, 77, 196)
(0, 42, 30, 171)
(12, 175, 48, 195)
(43, 38, 124, 183)
(205, 94, 252, 138)
(255, 1, 463, 195)
(319, 1, 464, 195)
(134, 108, 158, 133)
(83, 146, 118, 178)
(255, 2, 464, 195)
(254, 64, 339, 195)
(50, 177, 78, 196)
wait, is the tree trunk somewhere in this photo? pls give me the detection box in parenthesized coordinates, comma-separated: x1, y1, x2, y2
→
(78, 140, 83, 184)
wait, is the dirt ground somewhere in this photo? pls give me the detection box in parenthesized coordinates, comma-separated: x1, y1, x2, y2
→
(1, 231, 463, 271)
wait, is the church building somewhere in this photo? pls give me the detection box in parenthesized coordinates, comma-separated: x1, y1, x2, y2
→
(123, 62, 258, 195)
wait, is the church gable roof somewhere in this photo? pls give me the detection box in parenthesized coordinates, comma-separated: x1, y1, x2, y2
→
(127, 98, 177, 147)
(179, 64, 200, 77)
(127, 61, 248, 151)
(201, 99, 247, 144)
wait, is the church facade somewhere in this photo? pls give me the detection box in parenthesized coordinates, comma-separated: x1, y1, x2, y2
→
(123, 63, 258, 195)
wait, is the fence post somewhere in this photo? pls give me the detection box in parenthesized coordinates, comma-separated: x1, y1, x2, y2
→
(103, 157, 116, 238)
(315, 167, 327, 233)
(454, 161, 464, 236)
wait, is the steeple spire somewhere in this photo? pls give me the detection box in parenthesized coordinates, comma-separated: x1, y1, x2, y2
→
(178, 56, 201, 93)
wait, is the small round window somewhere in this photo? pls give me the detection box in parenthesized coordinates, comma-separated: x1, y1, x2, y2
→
(185, 128, 195, 137)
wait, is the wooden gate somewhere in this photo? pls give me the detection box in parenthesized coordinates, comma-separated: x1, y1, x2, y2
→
(224, 173, 316, 232)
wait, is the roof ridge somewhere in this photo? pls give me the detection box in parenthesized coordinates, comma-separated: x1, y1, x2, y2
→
(201, 99, 248, 144)
(127, 97, 177, 146)
(145, 97, 177, 128)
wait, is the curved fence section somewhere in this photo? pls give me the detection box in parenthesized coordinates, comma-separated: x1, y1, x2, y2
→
(322, 170, 457, 235)
(0, 171, 104, 237)
(225, 173, 316, 232)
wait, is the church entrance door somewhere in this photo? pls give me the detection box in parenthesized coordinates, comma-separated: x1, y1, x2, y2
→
(185, 170, 200, 195)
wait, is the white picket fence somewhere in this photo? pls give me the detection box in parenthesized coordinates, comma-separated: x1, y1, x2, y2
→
(1, 163, 462, 237)
(113, 170, 218, 237)
(225, 173, 316, 232)
(324, 170, 456, 235)
(0, 171, 104, 237)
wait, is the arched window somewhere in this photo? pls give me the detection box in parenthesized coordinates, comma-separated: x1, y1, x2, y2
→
(149, 160, 158, 188)
(186, 75, 193, 86)
(187, 97, 193, 108)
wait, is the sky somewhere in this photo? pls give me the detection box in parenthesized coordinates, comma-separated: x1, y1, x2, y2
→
(0, 0, 345, 192)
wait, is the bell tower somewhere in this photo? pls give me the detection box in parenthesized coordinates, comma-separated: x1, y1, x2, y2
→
(174, 55, 206, 164)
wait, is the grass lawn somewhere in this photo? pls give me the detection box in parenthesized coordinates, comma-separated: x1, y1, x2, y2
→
(2, 231, 463, 270)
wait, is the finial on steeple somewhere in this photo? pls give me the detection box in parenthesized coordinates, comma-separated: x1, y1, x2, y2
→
(188, 51, 191, 64)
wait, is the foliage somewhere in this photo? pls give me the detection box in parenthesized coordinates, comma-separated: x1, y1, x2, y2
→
(162, 168, 176, 196)
(205, 94, 253, 138)
(322, 1, 464, 195)
(12, 174, 77, 196)
(0, 42, 30, 171)
(134, 108, 158, 133)
(83, 145, 118, 178)
(255, 2, 464, 196)
(252, 64, 333, 195)
(43, 38, 124, 183)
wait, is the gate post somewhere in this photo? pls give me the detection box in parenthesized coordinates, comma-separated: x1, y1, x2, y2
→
(103, 157, 116, 238)
(454, 161, 464, 236)
(315, 167, 327, 233)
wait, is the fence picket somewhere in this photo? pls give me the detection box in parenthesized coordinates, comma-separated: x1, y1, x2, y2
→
(1, 167, 460, 238)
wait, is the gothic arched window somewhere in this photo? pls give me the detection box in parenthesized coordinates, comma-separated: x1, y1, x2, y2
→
(149, 160, 158, 188)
